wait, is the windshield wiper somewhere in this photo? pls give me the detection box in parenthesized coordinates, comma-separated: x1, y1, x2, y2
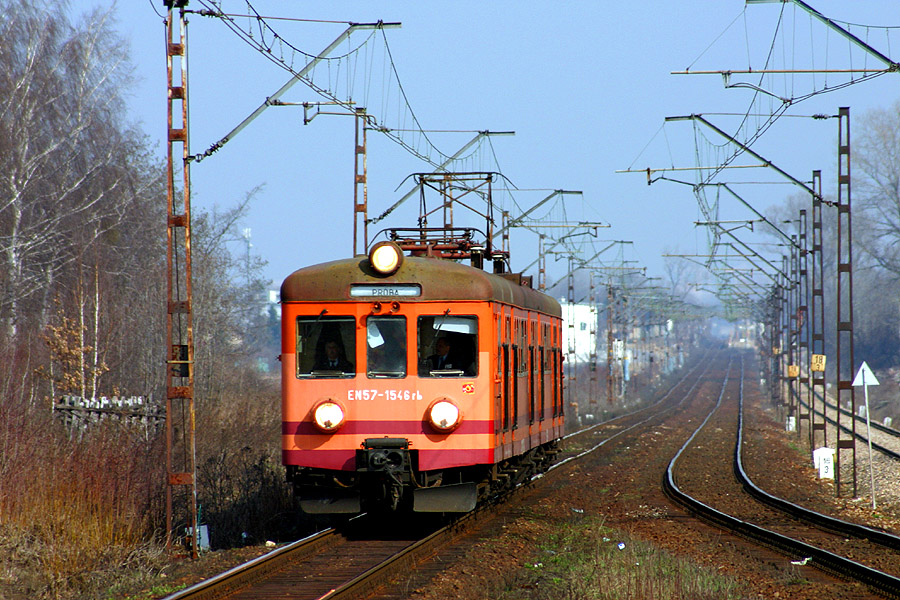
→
(367, 370, 405, 378)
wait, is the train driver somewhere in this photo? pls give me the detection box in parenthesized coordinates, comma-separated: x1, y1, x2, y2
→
(428, 336, 452, 370)
(427, 335, 475, 376)
(313, 339, 353, 372)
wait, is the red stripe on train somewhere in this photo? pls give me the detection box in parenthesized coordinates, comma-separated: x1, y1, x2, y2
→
(283, 448, 494, 471)
(282, 419, 495, 436)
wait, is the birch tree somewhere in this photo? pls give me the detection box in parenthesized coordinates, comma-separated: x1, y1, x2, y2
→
(0, 0, 137, 336)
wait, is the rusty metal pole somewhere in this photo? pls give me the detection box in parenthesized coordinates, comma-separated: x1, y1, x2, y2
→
(781, 255, 789, 413)
(566, 258, 577, 420)
(165, 6, 198, 559)
(607, 284, 615, 404)
(789, 235, 799, 434)
(353, 108, 368, 256)
(810, 171, 827, 452)
(772, 281, 779, 408)
(538, 235, 547, 290)
(835, 107, 857, 498)
(588, 272, 598, 407)
(798, 210, 811, 444)
(769, 287, 779, 404)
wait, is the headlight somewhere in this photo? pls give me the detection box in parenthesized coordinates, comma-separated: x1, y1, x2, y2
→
(427, 399, 461, 432)
(369, 241, 404, 275)
(312, 401, 345, 432)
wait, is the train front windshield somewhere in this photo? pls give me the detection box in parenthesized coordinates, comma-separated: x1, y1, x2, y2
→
(296, 316, 356, 378)
(366, 316, 407, 378)
(417, 315, 477, 377)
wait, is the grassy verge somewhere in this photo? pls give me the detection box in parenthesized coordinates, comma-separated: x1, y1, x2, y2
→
(493, 516, 744, 600)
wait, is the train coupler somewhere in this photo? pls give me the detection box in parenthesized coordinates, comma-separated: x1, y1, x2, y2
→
(357, 438, 411, 486)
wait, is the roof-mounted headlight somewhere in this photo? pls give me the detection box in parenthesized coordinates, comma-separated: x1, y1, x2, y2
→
(369, 241, 404, 275)
(312, 400, 345, 433)
(427, 399, 462, 432)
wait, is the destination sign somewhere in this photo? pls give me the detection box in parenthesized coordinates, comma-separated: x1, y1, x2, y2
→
(350, 284, 421, 298)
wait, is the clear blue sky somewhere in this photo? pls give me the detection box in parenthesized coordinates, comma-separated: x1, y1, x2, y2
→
(114, 1, 899, 296)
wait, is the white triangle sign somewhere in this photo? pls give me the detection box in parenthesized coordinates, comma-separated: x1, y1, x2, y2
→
(852, 361, 879, 387)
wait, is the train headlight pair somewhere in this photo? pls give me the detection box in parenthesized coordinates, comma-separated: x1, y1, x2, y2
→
(311, 397, 462, 434)
(427, 399, 461, 432)
(312, 401, 345, 432)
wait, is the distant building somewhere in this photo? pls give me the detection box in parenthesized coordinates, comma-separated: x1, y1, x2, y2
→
(558, 300, 600, 362)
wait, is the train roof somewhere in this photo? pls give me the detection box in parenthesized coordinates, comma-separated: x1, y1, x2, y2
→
(281, 255, 561, 316)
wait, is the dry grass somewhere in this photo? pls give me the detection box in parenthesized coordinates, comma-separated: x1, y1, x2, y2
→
(0, 383, 294, 600)
(0, 399, 165, 599)
(435, 514, 746, 600)
(507, 516, 744, 600)
(0, 350, 293, 599)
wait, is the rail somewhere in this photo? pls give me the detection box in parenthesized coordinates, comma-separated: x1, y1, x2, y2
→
(664, 356, 900, 599)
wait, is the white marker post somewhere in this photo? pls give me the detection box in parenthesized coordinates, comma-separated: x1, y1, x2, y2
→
(852, 361, 880, 510)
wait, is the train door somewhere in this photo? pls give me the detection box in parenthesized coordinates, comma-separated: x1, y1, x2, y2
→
(528, 319, 536, 426)
(494, 310, 502, 435)
(539, 346, 546, 421)
(555, 322, 564, 418)
(538, 323, 549, 421)
(512, 317, 519, 431)
(503, 312, 512, 433)
(552, 347, 561, 418)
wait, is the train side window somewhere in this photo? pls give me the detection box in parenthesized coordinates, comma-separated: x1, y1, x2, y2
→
(366, 316, 406, 378)
(295, 316, 356, 378)
(417, 315, 477, 377)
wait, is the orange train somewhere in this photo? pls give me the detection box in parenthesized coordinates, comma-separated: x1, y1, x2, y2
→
(281, 241, 564, 513)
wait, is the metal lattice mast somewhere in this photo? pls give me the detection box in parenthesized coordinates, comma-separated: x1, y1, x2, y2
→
(780, 256, 789, 410)
(798, 210, 811, 441)
(835, 107, 857, 498)
(566, 259, 577, 418)
(810, 171, 827, 451)
(606, 284, 615, 404)
(588, 273, 598, 407)
(789, 234, 799, 430)
(164, 5, 198, 559)
(538, 235, 547, 290)
(353, 108, 368, 255)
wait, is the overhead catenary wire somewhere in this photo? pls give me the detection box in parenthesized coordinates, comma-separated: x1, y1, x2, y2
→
(190, 0, 480, 171)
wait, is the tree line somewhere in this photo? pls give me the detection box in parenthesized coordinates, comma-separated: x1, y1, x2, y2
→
(0, 2, 284, 597)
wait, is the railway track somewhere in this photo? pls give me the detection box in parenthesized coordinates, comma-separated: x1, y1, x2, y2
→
(797, 387, 900, 461)
(162, 511, 491, 600)
(164, 349, 900, 598)
(666, 356, 900, 599)
(161, 350, 721, 600)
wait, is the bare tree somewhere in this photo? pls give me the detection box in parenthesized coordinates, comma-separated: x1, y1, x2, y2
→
(0, 0, 137, 337)
(855, 99, 900, 279)
(662, 247, 700, 301)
